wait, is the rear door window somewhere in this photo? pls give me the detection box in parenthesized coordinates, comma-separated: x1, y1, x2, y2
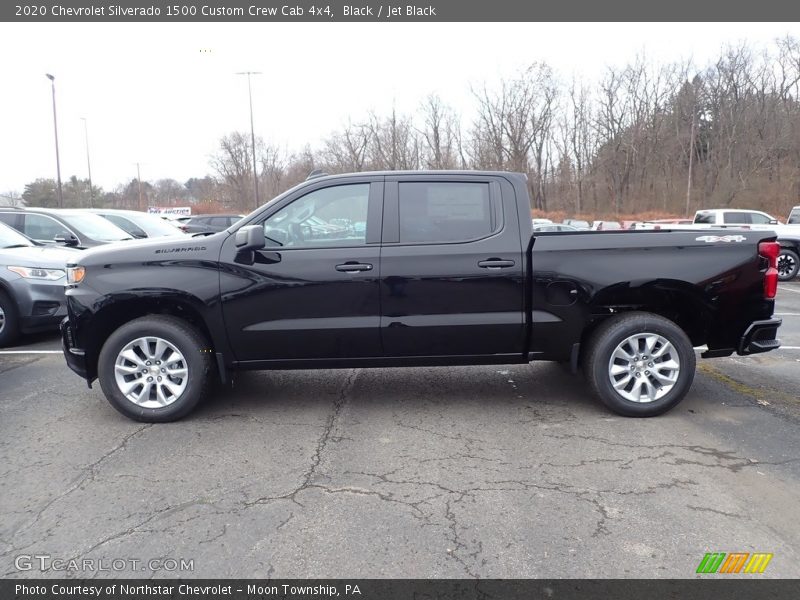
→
(723, 212, 751, 224)
(398, 182, 498, 244)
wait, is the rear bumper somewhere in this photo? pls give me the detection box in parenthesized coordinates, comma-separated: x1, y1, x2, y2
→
(737, 318, 782, 355)
(60, 318, 92, 384)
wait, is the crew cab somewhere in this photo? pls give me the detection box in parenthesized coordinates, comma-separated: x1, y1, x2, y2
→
(60, 171, 782, 422)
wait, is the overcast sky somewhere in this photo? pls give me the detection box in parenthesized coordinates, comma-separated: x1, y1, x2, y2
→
(0, 22, 795, 194)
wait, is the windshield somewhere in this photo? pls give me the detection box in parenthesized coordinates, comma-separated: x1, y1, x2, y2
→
(789, 208, 800, 225)
(127, 213, 184, 236)
(0, 222, 35, 248)
(60, 212, 133, 241)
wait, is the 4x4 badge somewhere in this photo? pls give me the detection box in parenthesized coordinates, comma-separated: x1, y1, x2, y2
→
(696, 235, 747, 243)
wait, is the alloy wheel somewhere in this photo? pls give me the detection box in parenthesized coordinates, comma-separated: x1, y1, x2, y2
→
(113, 336, 189, 408)
(607, 333, 680, 403)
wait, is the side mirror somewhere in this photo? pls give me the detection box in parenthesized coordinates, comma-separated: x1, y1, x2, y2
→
(234, 225, 265, 251)
(54, 234, 79, 247)
(768, 219, 778, 225)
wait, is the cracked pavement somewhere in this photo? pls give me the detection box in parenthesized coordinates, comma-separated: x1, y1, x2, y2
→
(1, 282, 799, 579)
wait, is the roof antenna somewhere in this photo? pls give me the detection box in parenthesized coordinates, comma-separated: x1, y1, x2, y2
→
(306, 169, 328, 181)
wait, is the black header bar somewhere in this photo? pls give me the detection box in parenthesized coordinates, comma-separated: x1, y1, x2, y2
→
(3, 579, 800, 600)
(3, 0, 800, 22)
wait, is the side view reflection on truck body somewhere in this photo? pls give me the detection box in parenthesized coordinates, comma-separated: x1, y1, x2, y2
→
(59, 171, 782, 422)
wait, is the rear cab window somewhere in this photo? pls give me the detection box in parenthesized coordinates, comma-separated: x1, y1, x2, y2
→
(694, 211, 715, 224)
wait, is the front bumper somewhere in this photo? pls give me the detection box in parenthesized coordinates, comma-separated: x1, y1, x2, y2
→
(7, 277, 68, 334)
(737, 318, 782, 355)
(60, 318, 91, 384)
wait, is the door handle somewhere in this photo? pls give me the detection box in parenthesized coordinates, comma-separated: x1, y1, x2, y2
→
(478, 259, 515, 269)
(336, 262, 373, 273)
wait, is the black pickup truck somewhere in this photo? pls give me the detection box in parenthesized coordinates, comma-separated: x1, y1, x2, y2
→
(60, 171, 782, 422)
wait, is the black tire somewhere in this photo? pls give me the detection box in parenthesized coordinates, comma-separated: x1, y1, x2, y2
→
(583, 312, 695, 417)
(777, 248, 799, 282)
(97, 315, 213, 422)
(0, 290, 21, 348)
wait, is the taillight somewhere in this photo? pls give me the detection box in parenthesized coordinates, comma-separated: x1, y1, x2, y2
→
(759, 241, 779, 299)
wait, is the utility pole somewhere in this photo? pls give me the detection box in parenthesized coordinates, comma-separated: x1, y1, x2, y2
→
(81, 118, 94, 207)
(45, 74, 64, 208)
(136, 163, 144, 211)
(236, 71, 262, 209)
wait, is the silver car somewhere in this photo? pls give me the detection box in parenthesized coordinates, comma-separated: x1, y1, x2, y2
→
(0, 222, 79, 347)
(82, 209, 188, 239)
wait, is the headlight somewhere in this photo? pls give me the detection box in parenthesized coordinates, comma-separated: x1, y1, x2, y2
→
(66, 266, 85, 285)
(7, 266, 66, 281)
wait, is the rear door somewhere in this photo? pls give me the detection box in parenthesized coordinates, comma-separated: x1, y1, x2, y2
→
(379, 174, 525, 357)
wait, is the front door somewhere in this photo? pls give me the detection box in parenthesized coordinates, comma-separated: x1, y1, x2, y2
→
(220, 178, 383, 362)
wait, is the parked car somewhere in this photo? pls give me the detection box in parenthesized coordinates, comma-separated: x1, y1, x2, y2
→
(563, 219, 591, 230)
(83, 209, 187, 239)
(633, 219, 694, 230)
(0, 222, 78, 346)
(532, 223, 580, 232)
(0, 208, 133, 249)
(60, 170, 781, 422)
(182, 214, 244, 234)
(158, 214, 192, 232)
(786, 206, 800, 225)
(591, 220, 623, 230)
(531, 218, 553, 225)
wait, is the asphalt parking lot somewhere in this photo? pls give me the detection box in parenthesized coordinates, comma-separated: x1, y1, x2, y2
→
(1, 282, 799, 579)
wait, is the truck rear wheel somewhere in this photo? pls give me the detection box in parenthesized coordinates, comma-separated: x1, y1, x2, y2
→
(583, 312, 695, 417)
(777, 248, 799, 281)
(97, 315, 212, 422)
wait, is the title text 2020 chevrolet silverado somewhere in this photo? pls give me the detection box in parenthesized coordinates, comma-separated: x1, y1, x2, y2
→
(60, 171, 782, 422)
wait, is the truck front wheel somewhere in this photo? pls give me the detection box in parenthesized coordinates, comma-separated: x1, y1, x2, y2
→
(97, 315, 212, 422)
(583, 312, 695, 417)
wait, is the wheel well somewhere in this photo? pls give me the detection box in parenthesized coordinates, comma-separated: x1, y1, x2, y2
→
(581, 283, 711, 350)
(84, 297, 214, 379)
(0, 281, 17, 305)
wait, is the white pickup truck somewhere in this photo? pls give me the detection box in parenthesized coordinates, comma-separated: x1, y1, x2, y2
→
(638, 208, 799, 281)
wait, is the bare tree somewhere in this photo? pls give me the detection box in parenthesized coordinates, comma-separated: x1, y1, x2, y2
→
(418, 94, 462, 169)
